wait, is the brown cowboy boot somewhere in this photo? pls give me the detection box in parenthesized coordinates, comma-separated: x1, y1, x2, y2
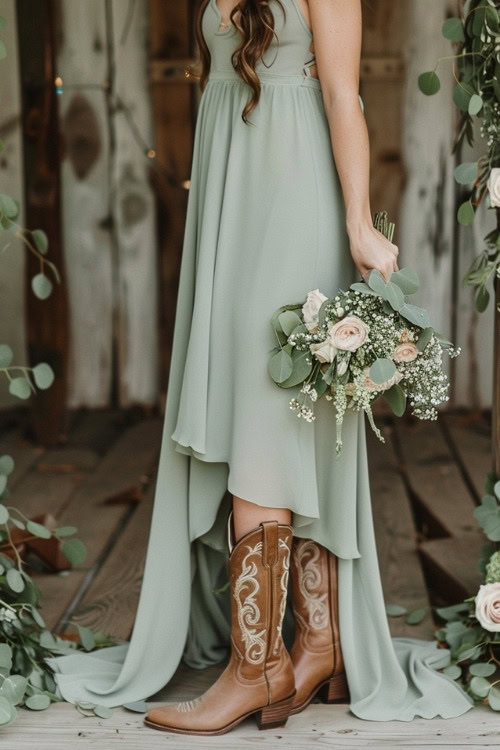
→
(289, 537, 349, 715)
(145, 515, 296, 735)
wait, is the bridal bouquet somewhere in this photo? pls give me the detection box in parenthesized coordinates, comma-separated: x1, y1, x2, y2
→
(268, 213, 460, 454)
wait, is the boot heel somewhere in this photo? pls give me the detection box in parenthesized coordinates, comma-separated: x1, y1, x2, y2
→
(317, 672, 350, 704)
(255, 692, 295, 730)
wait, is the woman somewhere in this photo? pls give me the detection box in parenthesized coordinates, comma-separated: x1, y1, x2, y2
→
(48, 0, 474, 734)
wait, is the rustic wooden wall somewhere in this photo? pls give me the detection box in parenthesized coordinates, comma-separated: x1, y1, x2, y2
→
(0, 0, 26, 409)
(1, 0, 493, 411)
(399, 0, 493, 408)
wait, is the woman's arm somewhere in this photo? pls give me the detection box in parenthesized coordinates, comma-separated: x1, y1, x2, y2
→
(308, 0, 398, 281)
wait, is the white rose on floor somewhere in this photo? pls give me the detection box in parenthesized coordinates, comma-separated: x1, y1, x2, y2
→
(329, 316, 369, 352)
(302, 289, 328, 332)
(475, 583, 500, 632)
(310, 337, 337, 364)
(487, 168, 500, 208)
(393, 342, 419, 363)
(362, 367, 403, 392)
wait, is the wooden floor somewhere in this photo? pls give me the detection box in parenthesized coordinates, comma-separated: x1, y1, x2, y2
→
(0, 406, 494, 747)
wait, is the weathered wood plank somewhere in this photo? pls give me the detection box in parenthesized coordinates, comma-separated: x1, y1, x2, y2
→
(35, 418, 162, 631)
(111, 0, 159, 406)
(56, 1, 113, 407)
(420, 532, 485, 603)
(3, 700, 499, 748)
(70, 477, 156, 638)
(367, 422, 433, 638)
(442, 412, 491, 500)
(394, 419, 478, 538)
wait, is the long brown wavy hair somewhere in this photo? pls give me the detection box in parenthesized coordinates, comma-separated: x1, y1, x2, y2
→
(192, 0, 286, 124)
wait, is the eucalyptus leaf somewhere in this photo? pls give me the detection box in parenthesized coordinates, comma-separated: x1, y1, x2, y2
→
(0, 344, 13, 368)
(25, 693, 51, 711)
(94, 705, 113, 719)
(468, 94, 483, 116)
(443, 664, 462, 680)
(0, 194, 18, 219)
(62, 538, 87, 566)
(0, 455, 14, 475)
(366, 269, 387, 296)
(31, 273, 53, 300)
(6, 568, 25, 593)
(369, 358, 396, 386)
(385, 603, 407, 617)
(350, 282, 378, 296)
(0, 503, 9, 523)
(390, 267, 420, 295)
(0, 675, 27, 705)
(475, 286, 490, 313)
(279, 347, 313, 389)
(11, 518, 25, 530)
(0, 696, 14, 726)
(54, 526, 78, 537)
(26, 520, 52, 540)
(469, 662, 496, 677)
(77, 625, 96, 652)
(453, 82, 474, 112)
(385, 281, 405, 311)
(278, 310, 303, 337)
(470, 676, 491, 698)
(9, 377, 32, 400)
(123, 700, 149, 713)
(399, 303, 430, 329)
(457, 199, 475, 226)
(32, 229, 49, 255)
(442, 17, 465, 42)
(268, 349, 293, 384)
(418, 71, 440, 95)
(384, 384, 406, 417)
(0, 644, 12, 668)
(406, 607, 427, 625)
(489, 685, 500, 711)
(32, 363, 55, 390)
(435, 602, 470, 621)
(494, 481, 500, 500)
(474, 496, 500, 541)
(454, 162, 478, 185)
(416, 327, 434, 352)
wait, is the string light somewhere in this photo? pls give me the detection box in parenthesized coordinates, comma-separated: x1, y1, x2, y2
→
(54, 76, 64, 95)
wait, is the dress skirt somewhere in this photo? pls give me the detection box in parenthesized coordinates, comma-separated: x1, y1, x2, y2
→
(47, 62, 474, 721)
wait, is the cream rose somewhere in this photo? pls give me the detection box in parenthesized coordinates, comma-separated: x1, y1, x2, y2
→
(302, 289, 328, 332)
(362, 367, 403, 392)
(475, 583, 500, 632)
(392, 342, 419, 363)
(329, 316, 369, 352)
(310, 338, 337, 364)
(487, 168, 500, 208)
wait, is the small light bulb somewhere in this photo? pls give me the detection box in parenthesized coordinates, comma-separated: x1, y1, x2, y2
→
(147, 149, 156, 159)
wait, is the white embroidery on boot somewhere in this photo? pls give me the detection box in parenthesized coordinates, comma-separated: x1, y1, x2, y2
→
(175, 696, 204, 713)
(233, 542, 266, 665)
(273, 537, 291, 656)
(295, 539, 329, 631)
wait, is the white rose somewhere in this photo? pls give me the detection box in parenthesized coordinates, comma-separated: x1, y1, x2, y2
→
(475, 583, 500, 632)
(487, 168, 500, 208)
(302, 289, 328, 332)
(329, 316, 369, 352)
(310, 338, 337, 364)
(392, 342, 419, 363)
(362, 367, 403, 392)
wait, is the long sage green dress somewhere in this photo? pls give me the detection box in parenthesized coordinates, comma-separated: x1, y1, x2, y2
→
(48, 0, 474, 721)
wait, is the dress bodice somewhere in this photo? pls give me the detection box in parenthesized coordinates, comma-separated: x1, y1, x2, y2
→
(202, 0, 317, 80)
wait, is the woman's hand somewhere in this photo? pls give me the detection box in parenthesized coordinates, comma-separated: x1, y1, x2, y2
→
(348, 223, 399, 282)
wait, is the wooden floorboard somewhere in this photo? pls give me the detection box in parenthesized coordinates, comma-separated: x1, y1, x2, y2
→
(3, 702, 498, 749)
(367, 421, 433, 638)
(393, 419, 478, 538)
(441, 411, 491, 500)
(33, 418, 163, 631)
